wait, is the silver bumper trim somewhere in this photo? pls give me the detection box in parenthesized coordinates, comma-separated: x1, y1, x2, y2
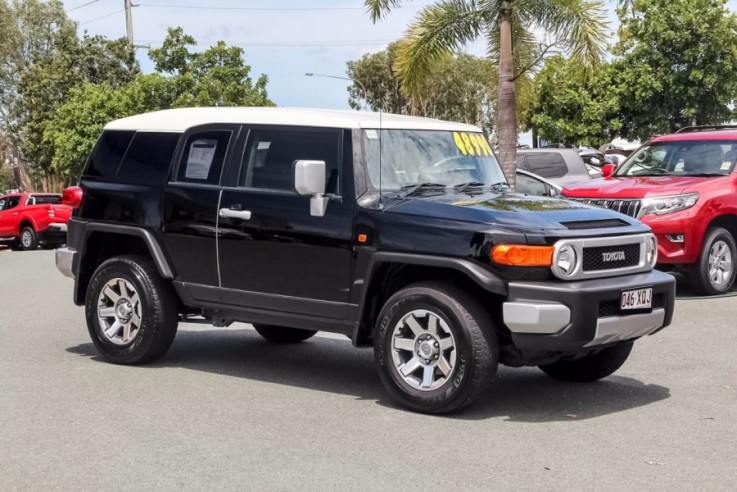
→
(585, 309, 666, 347)
(55, 247, 76, 279)
(503, 302, 571, 334)
(47, 223, 68, 232)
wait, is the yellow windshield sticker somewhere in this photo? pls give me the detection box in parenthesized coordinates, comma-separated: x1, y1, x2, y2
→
(453, 132, 468, 155)
(454, 132, 491, 157)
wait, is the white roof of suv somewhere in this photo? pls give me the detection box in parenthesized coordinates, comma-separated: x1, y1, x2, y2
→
(104, 107, 481, 133)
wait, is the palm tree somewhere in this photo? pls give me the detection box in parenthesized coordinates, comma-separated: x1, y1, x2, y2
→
(364, 0, 615, 189)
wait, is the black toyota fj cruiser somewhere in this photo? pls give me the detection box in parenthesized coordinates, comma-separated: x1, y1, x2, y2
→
(56, 108, 675, 414)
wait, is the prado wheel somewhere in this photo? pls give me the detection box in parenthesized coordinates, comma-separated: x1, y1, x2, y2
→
(689, 227, 737, 295)
(539, 341, 634, 382)
(85, 255, 178, 364)
(253, 324, 317, 343)
(374, 282, 498, 414)
(20, 226, 38, 251)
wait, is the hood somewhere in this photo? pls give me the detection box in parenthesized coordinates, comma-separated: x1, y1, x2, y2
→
(563, 175, 729, 198)
(382, 192, 644, 233)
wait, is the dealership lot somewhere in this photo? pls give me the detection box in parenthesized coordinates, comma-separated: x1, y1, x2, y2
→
(1, 250, 735, 491)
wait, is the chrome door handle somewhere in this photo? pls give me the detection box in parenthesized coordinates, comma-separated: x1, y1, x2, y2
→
(219, 208, 252, 220)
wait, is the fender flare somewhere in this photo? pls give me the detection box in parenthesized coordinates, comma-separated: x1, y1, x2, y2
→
(352, 252, 507, 344)
(80, 223, 175, 279)
(17, 214, 38, 234)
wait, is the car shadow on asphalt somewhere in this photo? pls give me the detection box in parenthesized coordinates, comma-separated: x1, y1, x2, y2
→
(66, 326, 670, 422)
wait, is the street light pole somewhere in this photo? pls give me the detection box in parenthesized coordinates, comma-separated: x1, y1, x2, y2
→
(305, 73, 368, 111)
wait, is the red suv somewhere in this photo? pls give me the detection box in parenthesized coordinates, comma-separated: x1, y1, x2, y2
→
(563, 126, 737, 295)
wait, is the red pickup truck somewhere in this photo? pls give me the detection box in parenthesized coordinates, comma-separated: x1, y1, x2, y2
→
(563, 126, 737, 295)
(0, 192, 73, 250)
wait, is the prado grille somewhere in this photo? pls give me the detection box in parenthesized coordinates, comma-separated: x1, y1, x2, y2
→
(569, 198, 643, 218)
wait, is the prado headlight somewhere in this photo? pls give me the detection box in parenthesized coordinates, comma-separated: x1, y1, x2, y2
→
(553, 244, 578, 278)
(645, 234, 658, 268)
(640, 193, 699, 217)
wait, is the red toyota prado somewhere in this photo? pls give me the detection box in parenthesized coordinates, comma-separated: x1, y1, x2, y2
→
(563, 126, 737, 295)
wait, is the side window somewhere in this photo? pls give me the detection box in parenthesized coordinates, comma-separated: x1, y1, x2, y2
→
(83, 130, 136, 179)
(176, 130, 232, 185)
(240, 129, 341, 193)
(5, 196, 20, 210)
(0, 199, 6, 210)
(525, 153, 567, 178)
(117, 132, 180, 185)
(516, 173, 548, 197)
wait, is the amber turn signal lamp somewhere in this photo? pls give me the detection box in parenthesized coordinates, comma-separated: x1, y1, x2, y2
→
(491, 244, 554, 267)
(357, 234, 368, 243)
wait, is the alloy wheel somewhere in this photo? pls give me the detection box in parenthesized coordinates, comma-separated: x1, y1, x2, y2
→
(708, 239, 733, 289)
(390, 309, 457, 391)
(97, 278, 142, 345)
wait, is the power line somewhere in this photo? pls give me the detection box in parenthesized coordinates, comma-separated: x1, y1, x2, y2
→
(139, 38, 395, 48)
(80, 9, 125, 25)
(137, 2, 429, 12)
(66, 0, 100, 13)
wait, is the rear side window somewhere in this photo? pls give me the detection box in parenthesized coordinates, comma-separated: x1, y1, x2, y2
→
(28, 195, 61, 205)
(4, 196, 20, 210)
(117, 132, 180, 185)
(84, 130, 135, 179)
(176, 130, 233, 185)
(525, 152, 568, 178)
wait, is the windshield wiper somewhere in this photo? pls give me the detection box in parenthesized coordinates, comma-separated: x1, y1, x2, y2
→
(454, 181, 510, 194)
(398, 183, 447, 197)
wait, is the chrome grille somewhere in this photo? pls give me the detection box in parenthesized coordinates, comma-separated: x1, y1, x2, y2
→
(571, 198, 643, 218)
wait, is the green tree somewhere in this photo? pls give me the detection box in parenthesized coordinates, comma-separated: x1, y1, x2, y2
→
(613, 0, 737, 139)
(0, 0, 140, 190)
(527, 55, 620, 147)
(364, 0, 612, 188)
(347, 43, 497, 131)
(45, 29, 274, 182)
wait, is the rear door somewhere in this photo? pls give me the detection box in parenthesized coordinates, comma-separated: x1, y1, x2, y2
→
(162, 125, 241, 301)
(217, 126, 354, 319)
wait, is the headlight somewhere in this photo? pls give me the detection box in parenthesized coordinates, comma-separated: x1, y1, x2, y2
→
(554, 244, 578, 277)
(645, 235, 658, 267)
(640, 193, 699, 217)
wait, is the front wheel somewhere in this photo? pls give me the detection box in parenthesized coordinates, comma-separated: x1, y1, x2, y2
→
(20, 226, 38, 251)
(688, 227, 736, 295)
(374, 282, 498, 414)
(252, 324, 317, 344)
(85, 255, 179, 364)
(538, 341, 634, 382)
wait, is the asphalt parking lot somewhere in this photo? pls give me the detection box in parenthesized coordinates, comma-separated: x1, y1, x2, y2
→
(1, 248, 735, 491)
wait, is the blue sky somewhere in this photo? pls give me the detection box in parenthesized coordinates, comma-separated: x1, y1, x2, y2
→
(63, 0, 737, 112)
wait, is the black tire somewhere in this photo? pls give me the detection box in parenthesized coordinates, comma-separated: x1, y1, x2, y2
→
(688, 227, 737, 295)
(538, 341, 634, 382)
(252, 324, 317, 343)
(19, 226, 38, 251)
(374, 281, 498, 414)
(85, 255, 178, 365)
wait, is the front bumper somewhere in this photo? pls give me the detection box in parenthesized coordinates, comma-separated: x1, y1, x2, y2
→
(55, 247, 76, 279)
(641, 212, 701, 265)
(502, 270, 675, 353)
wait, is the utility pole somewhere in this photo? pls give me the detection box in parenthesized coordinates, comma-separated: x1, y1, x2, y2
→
(124, 0, 134, 46)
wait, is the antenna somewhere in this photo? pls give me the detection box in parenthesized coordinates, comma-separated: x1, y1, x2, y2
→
(378, 108, 384, 209)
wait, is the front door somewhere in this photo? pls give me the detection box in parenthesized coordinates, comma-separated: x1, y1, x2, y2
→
(217, 126, 354, 319)
(0, 196, 21, 237)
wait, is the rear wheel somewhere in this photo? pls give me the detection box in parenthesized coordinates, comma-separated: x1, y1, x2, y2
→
(252, 324, 317, 343)
(689, 227, 736, 295)
(374, 282, 498, 414)
(20, 226, 38, 251)
(538, 341, 633, 382)
(85, 255, 178, 364)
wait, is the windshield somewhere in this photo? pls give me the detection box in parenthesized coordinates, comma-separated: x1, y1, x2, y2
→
(617, 140, 737, 177)
(361, 129, 507, 192)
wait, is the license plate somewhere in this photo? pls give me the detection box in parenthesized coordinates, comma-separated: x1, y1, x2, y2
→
(620, 288, 652, 310)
